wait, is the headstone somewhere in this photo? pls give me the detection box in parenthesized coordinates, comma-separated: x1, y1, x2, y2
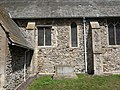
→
(53, 65, 78, 79)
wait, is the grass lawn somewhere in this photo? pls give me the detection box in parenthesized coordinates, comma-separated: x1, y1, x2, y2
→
(27, 74, 120, 90)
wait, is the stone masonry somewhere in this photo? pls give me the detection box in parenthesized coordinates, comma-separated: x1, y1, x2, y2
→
(14, 18, 120, 75)
(91, 19, 120, 74)
(0, 23, 34, 90)
(100, 21, 120, 74)
(36, 19, 85, 74)
(0, 25, 7, 90)
(30, 19, 85, 73)
(4, 45, 33, 90)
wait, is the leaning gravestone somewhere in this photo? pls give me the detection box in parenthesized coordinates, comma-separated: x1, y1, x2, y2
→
(53, 65, 78, 79)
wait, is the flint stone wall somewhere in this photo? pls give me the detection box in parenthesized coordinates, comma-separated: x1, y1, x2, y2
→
(36, 19, 85, 73)
(0, 26, 7, 90)
(92, 20, 120, 74)
(4, 45, 30, 90)
(14, 18, 120, 74)
(100, 23, 120, 73)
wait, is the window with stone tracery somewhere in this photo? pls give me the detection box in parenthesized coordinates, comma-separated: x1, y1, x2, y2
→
(108, 21, 120, 45)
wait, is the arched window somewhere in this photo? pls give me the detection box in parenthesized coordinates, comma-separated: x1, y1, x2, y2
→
(71, 22, 78, 47)
(108, 22, 120, 45)
(108, 24, 115, 45)
(116, 23, 120, 45)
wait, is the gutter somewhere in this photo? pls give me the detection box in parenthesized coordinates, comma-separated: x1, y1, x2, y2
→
(83, 17, 87, 73)
(10, 41, 34, 50)
(12, 16, 120, 20)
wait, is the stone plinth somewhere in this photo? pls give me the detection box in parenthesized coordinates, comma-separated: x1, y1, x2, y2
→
(53, 65, 78, 79)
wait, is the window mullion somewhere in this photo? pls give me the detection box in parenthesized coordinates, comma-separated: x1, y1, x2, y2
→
(44, 28, 45, 46)
(114, 25, 117, 45)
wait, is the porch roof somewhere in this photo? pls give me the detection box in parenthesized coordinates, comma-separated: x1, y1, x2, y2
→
(0, 7, 33, 49)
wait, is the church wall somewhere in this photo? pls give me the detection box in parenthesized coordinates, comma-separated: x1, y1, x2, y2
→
(4, 45, 33, 90)
(91, 19, 120, 74)
(0, 25, 34, 90)
(36, 19, 85, 73)
(14, 18, 120, 74)
(0, 25, 7, 90)
(100, 23, 120, 74)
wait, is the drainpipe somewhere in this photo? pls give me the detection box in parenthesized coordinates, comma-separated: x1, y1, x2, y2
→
(24, 49, 29, 82)
(83, 17, 87, 73)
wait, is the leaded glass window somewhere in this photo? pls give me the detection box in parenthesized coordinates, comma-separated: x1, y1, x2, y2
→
(71, 22, 78, 47)
(108, 21, 120, 45)
(38, 27, 51, 46)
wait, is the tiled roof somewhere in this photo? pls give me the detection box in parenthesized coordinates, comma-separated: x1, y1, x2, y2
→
(0, 0, 120, 18)
(0, 7, 33, 49)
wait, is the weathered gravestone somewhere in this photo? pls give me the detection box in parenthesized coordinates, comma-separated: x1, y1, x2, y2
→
(53, 65, 78, 79)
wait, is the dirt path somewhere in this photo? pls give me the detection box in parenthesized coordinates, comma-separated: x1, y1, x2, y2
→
(16, 75, 37, 90)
